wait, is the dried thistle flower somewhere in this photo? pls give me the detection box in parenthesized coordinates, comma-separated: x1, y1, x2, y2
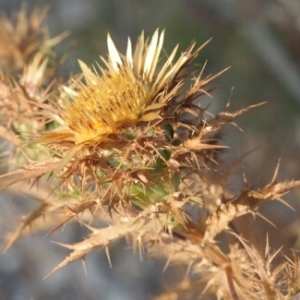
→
(0, 5, 67, 149)
(35, 29, 231, 218)
(44, 30, 211, 145)
(0, 6, 67, 175)
(0, 4, 67, 72)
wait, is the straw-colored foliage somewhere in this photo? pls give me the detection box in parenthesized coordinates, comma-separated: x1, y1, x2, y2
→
(1, 5, 300, 300)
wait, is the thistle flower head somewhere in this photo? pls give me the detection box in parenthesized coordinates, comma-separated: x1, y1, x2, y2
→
(39, 29, 227, 201)
(55, 29, 194, 145)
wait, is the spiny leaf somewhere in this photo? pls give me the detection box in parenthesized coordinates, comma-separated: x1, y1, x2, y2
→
(204, 174, 300, 239)
(2, 200, 60, 252)
(45, 214, 164, 277)
(0, 160, 61, 190)
(203, 102, 267, 135)
(46, 199, 98, 236)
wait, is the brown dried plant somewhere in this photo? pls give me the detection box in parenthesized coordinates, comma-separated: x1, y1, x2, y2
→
(0, 3, 68, 73)
(1, 5, 300, 300)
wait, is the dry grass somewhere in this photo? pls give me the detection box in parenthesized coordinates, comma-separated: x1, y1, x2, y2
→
(1, 5, 300, 300)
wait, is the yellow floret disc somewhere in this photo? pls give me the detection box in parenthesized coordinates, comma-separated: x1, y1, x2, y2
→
(61, 67, 150, 144)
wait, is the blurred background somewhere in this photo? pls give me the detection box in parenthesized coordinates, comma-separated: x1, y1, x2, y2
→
(1, 0, 300, 299)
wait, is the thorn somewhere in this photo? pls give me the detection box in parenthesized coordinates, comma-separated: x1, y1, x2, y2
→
(137, 236, 144, 261)
(105, 246, 112, 268)
(271, 159, 281, 184)
(276, 197, 295, 211)
(163, 254, 173, 273)
(265, 233, 270, 259)
(50, 241, 74, 249)
(81, 256, 88, 276)
(255, 212, 276, 227)
(185, 261, 193, 279)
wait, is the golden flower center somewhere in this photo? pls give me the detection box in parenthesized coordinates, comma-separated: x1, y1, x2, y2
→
(61, 68, 150, 144)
